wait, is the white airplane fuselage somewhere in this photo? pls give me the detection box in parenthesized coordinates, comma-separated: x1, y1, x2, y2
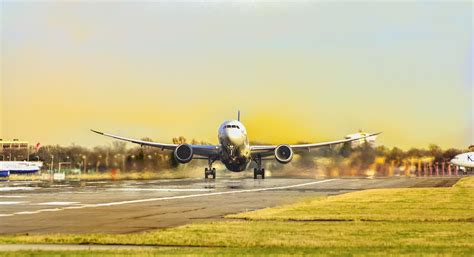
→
(450, 152, 474, 168)
(218, 120, 251, 172)
(0, 161, 43, 174)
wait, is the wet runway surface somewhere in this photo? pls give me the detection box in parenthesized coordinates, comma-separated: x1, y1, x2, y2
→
(0, 176, 460, 235)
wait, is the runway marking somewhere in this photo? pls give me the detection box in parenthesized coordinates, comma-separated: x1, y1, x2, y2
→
(37, 202, 80, 206)
(0, 195, 27, 198)
(0, 187, 36, 191)
(0, 201, 26, 205)
(0, 179, 337, 217)
(107, 188, 214, 192)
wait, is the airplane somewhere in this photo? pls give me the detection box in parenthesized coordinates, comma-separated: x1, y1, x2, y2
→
(0, 161, 43, 177)
(450, 152, 474, 173)
(91, 112, 380, 179)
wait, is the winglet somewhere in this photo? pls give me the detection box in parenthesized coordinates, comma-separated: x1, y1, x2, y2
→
(237, 110, 240, 121)
(363, 132, 382, 139)
(90, 129, 104, 135)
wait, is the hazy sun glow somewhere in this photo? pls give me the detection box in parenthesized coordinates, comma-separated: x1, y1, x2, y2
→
(1, 1, 472, 149)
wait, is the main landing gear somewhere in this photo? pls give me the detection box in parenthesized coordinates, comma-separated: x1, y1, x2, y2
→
(253, 156, 265, 179)
(205, 158, 216, 179)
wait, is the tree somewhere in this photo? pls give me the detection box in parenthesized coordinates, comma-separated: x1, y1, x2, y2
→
(172, 136, 187, 144)
(428, 144, 443, 162)
(386, 147, 405, 164)
(406, 148, 424, 158)
(442, 148, 462, 160)
(112, 141, 126, 154)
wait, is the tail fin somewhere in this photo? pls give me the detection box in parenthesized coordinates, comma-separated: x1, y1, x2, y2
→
(237, 110, 240, 121)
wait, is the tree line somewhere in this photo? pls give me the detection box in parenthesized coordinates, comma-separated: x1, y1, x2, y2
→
(2, 137, 470, 175)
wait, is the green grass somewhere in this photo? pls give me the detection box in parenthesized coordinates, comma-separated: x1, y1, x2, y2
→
(455, 176, 474, 188)
(1, 177, 473, 256)
(0, 221, 471, 248)
(227, 187, 474, 222)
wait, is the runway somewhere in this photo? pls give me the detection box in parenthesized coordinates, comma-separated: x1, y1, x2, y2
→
(0, 176, 460, 235)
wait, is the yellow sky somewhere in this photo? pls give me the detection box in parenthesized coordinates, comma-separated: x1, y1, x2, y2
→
(1, 2, 472, 149)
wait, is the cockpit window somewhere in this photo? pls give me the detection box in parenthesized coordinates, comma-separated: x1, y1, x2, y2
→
(225, 125, 240, 129)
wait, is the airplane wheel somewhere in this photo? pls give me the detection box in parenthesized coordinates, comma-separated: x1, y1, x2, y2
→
(212, 168, 216, 179)
(253, 168, 258, 179)
(205, 168, 209, 179)
(261, 168, 265, 179)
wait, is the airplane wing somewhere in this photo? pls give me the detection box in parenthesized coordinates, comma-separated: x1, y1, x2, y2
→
(250, 132, 381, 157)
(90, 130, 220, 157)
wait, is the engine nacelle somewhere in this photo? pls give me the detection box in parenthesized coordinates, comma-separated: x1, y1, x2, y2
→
(174, 144, 193, 164)
(274, 144, 293, 164)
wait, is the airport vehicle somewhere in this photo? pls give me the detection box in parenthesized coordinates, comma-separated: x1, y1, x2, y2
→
(450, 152, 474, 173)
(0, 161, 43, 177)
(92, 113, 379, 179)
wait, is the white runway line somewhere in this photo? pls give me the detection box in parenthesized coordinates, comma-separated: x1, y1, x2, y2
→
(0, 187, 36, 191)
(107, 188, 214, 192)
(37, 202, 80, 206)
(0, 179, 337, 217)
(0, 196, 27, 198)
(0, 201, 27, 205)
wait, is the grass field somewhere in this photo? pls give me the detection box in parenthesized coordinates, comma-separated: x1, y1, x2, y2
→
(0, 246, 471, 257)
(1, 177, 473, 256)
(227, 179, 474, 222)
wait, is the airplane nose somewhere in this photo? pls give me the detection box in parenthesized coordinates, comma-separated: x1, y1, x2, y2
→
(226, 129, 244, 145)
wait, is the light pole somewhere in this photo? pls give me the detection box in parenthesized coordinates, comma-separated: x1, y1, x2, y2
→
(82, 155, 87, 173)
(50, 155, 54, 173)
(131, 155, 136, 171)
(96, 155, 102, 173)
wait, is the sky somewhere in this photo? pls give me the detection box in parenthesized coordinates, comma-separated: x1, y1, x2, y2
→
(1, 1, 473, 149)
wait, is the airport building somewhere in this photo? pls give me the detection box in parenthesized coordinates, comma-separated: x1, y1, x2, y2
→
(0, 139, 31, 161)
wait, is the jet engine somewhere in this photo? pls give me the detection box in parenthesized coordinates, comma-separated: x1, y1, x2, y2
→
(274, 145, 293, 164)
(174, 144, 193, 163)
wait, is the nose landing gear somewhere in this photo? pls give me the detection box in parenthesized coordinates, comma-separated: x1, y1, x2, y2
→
(253, 155, 265, 179)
